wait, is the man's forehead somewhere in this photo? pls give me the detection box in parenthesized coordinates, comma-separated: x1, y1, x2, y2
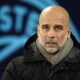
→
(39, 15, 66, 26)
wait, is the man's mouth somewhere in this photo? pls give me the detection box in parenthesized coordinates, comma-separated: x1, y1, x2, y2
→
(46, 42, 57, 47)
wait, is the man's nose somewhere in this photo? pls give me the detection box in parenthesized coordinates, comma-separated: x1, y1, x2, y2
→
(48, 30, 55, 38)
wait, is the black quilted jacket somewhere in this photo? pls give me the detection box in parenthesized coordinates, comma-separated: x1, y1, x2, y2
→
(1, 34, 80, 80)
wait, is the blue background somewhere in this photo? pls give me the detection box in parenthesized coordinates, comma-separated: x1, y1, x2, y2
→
(0, 0, 80, 78)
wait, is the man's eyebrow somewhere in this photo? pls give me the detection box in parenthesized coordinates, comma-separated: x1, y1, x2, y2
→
(42, 24, 49, 26)
(54, 24, 63, 27)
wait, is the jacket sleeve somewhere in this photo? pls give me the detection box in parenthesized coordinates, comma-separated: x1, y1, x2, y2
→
(1, 61, 18, 80)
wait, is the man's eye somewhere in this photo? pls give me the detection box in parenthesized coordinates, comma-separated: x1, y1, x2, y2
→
(54, 25, 63, 31)
(42, 25, 49, 29)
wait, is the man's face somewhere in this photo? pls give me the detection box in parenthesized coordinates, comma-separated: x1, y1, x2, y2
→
(37, 12, 71, 54)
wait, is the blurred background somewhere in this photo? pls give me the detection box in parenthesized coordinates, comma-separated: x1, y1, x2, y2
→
(0, 0, 80, 78)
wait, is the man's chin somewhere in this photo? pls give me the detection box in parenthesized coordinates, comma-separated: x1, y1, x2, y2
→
(46, 48, 59, 54)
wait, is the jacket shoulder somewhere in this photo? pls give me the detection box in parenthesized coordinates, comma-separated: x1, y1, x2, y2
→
(9, 56, 24, 72)
(1, 56, 24, 80)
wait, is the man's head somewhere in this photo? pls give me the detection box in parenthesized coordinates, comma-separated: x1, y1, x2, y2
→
(37, 6, 71, 54)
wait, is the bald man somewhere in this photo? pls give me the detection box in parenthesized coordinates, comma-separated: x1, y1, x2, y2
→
(1, 6, 80, 80)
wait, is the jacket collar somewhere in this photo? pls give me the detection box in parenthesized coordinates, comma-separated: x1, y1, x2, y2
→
(23, 46, 47, 63)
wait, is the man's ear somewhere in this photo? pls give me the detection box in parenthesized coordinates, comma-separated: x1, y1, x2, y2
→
(37, 25, 40, 36)
(37, 25, 40, 32)
(67, 27, 71, 38)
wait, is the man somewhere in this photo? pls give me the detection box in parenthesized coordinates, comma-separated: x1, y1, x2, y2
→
(1, 6, 80, 80)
